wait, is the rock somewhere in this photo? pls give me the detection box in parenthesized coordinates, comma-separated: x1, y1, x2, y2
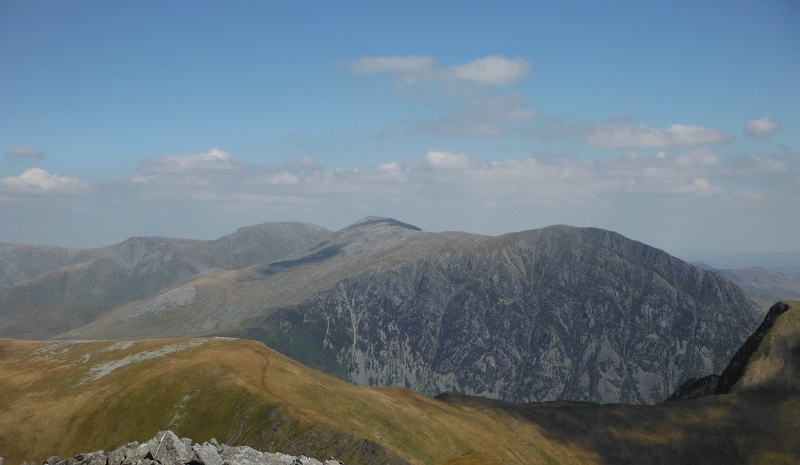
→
(218, 445, 264, 465)
(191, 443, 222, 465)
(107, 447, 125, 465)
(264, 453, 298, 465)
(122, 441, 152, 465)
(20, 431, 340, 465)
(151, 431, 193, 465)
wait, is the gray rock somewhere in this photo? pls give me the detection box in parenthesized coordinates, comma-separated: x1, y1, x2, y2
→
(263, 455, 301, 465)
(122, 441, 152, 465)
(219, 445, 264, 465)
(20, 430, 342, 465)
(191, 443, 222, 465)
(291, 457, 323, 465)
(151, 430, 193, 465)
(107, 447, 125, 465)
(0, 456, 4, 465)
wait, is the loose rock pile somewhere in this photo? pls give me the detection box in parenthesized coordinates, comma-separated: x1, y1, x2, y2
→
(10, 431, 344, 465)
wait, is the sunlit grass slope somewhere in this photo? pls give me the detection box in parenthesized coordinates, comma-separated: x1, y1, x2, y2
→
(0, 337, 601, 465)
(2, 331, 799, 465)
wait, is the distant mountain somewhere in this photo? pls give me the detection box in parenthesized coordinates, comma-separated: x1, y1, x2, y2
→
(0, 223, 332, 339)
(694, 264, 800, 311)
(3, 304, 800, 465)
(64, 216, 762, 404)
(0, 243, 109, 289)
(692, 252, 800, 279)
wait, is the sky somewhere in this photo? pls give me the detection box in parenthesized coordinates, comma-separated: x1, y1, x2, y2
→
(1, 1, 799, 261)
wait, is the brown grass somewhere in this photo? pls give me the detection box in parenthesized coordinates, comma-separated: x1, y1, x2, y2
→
(2, 336, 799, 465)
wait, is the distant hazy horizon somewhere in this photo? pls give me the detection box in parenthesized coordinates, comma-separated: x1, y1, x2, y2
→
(2, 2, 798, 258)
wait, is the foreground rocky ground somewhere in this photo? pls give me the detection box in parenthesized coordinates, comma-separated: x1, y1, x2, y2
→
(7, 431, 344, 465)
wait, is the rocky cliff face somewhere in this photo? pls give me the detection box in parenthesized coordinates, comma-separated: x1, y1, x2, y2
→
(257, 218, 762, 404)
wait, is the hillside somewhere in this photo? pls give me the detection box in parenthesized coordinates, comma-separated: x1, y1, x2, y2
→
(63, 217, 762, 404)
(669, 300, 800, 400)
(0, 223, 332, 339)
(3, 302, 800, 465)
(0, 243, 110, 289)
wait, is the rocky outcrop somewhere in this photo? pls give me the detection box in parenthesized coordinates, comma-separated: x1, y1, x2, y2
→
(668, 300, 800, 400)
(13, 431, 344, 465)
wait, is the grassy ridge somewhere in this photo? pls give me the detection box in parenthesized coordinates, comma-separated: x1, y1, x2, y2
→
(2, 336, 799, 465)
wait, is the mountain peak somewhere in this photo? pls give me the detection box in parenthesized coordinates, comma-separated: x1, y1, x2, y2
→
(348, 216, 423, 232)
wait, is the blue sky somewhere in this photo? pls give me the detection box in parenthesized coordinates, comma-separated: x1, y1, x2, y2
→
(1, 1, 798, 259)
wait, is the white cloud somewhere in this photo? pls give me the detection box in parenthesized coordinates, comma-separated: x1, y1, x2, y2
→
(3, 147, 798, 255)
(351, 55, 437, 83)
(5, 146, 45, 158)
(425, 150, 472, 170)
(139, 148, 240, 174)
(352, 55, 536, 138)
(0, 168, 92, 195)
(744, 116, 782, 140)
(256, 171, 301, 186)
(351, 55, 532, 86)
(449, 56, 532, 86)
(583, 122, 734, 149)
(133, 148, 771, 214)
(377, 162, 402, 171)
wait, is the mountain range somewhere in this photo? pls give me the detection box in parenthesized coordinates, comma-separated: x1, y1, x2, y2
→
(2, 300, 799, 465)
(694, 263, 800, 311)
(0, 217, 764, 405)
(0, 222, 332, 339)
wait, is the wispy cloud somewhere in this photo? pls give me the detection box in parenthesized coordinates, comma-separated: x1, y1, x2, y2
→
(5, 146, 46, 158)
(409, 93, 539, 137)
(424, 150, 472, 170)
(128, 147, 794, 212)
(4, 147, 797, 253)
(353, 55, 538, 138)
(0, 168, 92, 195)
(138, 148, 240, 174)
(539, 118, 735, 149)
(744, 116, 782, 140)
(351, 55, 532, 86)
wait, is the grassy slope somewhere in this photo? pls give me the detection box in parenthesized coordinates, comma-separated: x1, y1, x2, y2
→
(733, 301, 800, 392)
(1, 336, 799, 465)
